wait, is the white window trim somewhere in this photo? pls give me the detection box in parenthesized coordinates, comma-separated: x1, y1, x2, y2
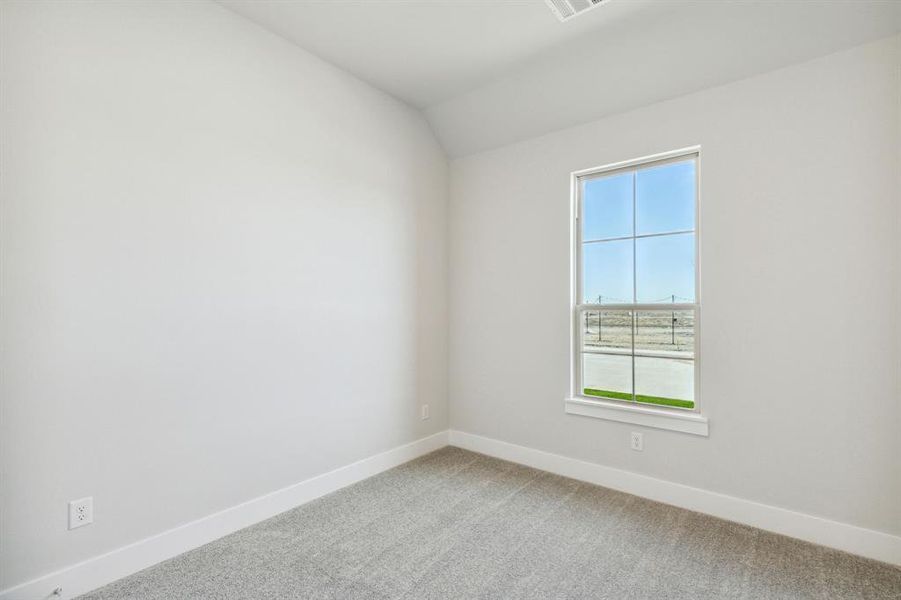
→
(566, 146, 708, 437)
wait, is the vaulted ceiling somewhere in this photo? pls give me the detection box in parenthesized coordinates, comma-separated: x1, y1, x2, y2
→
(219, 0, 901, 157)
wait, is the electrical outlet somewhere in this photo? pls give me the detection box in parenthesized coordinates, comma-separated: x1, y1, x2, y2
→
(421, 404, 429, 420)
(630, 432, 643, 451)
(68, 497, 93, 530)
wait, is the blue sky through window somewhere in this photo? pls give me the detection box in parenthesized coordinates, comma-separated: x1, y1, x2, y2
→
(636, 233, 695, 302)
(582, 239, 633, 303)
(637, 160, 695, 235)
(583, 173, 632, 241)
(582, 160, 695, 304)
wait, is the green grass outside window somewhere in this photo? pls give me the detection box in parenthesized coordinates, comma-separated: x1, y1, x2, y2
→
(583, 388, 694, 410)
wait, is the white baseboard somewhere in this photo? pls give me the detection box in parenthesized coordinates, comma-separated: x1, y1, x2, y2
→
(0, 430, 450, 600)
(7, 427, 896, 600)
(448, 430, 901, 566)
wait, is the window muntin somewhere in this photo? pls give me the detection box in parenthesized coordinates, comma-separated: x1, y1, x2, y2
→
(574, 152, 698, 411)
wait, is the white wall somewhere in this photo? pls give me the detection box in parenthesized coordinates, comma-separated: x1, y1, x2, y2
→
(0, 0, 447, 589)
(449, 36, 901, 537)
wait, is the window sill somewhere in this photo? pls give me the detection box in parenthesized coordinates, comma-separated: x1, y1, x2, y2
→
(565, 396, 709, 436)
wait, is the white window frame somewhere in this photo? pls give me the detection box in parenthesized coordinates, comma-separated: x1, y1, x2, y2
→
(565, 147, 708, 436)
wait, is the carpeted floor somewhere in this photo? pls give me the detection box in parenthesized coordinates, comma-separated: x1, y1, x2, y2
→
(79, 447, 901, 599)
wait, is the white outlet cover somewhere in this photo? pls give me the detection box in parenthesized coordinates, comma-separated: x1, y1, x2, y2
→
(421, 404, 430, 420)
(68, 496, 93, 530)
(630, 432, 643, 451)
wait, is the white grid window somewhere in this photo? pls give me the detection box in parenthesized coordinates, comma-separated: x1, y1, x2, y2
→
(572, 149, 700, 414)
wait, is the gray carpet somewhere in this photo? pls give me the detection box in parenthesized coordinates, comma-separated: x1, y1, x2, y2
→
(79, 447, 901, 599)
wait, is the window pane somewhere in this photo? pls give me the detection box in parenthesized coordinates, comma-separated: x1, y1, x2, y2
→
(582, 352, 632, 402)
(582, 172, 632, 241)
(582, 310, 632, 352)
(634, 310, 695, 354)
(636, 160, 695, 235)
(634, 310, 694, 409)
(634, 357, 694, 409)
(582, 239, 633, 304)
(582, 354, 633, 402)
(635, 232, 694, 304)
(582, 309, 633, 401)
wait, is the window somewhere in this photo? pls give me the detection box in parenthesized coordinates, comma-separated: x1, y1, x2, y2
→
(567, 148, 707, 436)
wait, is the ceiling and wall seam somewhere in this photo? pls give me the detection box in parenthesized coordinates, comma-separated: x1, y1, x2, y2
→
(216, 1, 901, 159)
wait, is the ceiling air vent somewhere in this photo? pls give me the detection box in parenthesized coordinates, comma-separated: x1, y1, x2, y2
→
(545, 0, 606, 22)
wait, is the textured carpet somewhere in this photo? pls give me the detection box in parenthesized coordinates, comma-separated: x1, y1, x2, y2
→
(79, 447, 901, 599)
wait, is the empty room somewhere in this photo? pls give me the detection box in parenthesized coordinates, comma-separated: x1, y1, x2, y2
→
(2, 0, 900, 598)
